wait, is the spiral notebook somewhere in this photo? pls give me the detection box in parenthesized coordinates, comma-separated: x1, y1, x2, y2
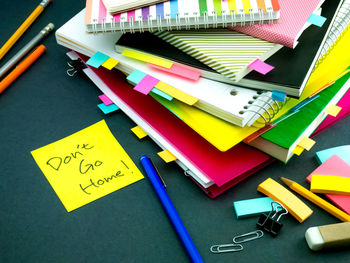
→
(102, 0, 167, 14)
(85, 0, 281, 33)
(58, 9, 280, 127)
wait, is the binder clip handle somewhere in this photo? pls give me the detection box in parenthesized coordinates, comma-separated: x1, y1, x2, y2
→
(66, 58, 87, 77)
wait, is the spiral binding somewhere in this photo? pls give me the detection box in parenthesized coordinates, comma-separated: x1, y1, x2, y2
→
(315, 2, 350, 68)
(238, 90, 288, 128)
(90, 8, 277, 33)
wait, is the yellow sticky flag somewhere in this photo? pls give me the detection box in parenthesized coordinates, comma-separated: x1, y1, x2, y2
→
(325, 105, 342, 117)
(31, 120, 144, 212)
(122, 50, 173, 69)
(293, 145, 304, 156)
(158, 149, 177, 163)
(102, 57, 119, 70)
(155, 81, 199, 106)
(131, 126, 147, 139)
(298, 137, 316, 151)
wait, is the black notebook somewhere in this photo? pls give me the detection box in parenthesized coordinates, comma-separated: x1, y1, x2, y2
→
(116, 0, 344, 98)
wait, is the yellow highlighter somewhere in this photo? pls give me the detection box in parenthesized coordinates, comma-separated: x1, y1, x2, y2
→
(281, 177, 350, 222)
(0, 0, 52, 60)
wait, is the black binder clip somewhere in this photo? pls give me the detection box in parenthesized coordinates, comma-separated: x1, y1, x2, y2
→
(256, 201, 288, 237)
(66, 58, 87, 77)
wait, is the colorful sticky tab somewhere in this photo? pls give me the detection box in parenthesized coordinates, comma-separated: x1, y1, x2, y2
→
(248, 59, 274, 75)
(148, 63, 201, 81)
(154, 81, 199, 106)
(315, 146, 350, 165)
(325, 105, 342, 117)
(307, 13, 327, 27)
(98, 103, 119, 114)
(243, 123, 276, 143)
(122, 50, 173, 69)
(272, 91, 287, 102)
(157, 149, 177, 163)
(293, 145, 304, 156)
(86, 52, 110, 68)
(126, 69, 147, 84)
(298, 137, 316, 151)
(151, 88, 173, 101)
(102, 57, 119, 70)
(30, 120, 144, 212)
(233, 197, 274, 219)
(134, 75, 160, 95)
(131, 126, 147, 139)
(258, 178, 313, 223)
(98, 94, 113, 106)
(311, 175, 350, 196)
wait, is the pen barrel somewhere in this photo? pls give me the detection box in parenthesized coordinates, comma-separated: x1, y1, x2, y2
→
(140, 156, 203, 263)
(0, 23, 54, 79)
(0, 45, 46, 94)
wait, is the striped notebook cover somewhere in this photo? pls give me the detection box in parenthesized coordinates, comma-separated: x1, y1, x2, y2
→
(85, 0, 281, 33)
(154, 29, 283, 82)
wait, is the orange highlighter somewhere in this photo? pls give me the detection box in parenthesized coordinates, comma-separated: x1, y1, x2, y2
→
(0, 44, 46, 94)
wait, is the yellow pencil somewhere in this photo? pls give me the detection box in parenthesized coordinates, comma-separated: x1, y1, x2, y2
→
(280, 177, 350, 222)
(0, 0, 51, 60)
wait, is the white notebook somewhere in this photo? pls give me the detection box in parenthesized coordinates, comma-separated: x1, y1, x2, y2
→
(102, 0, 167, 14)
(58, 9, 280, 127)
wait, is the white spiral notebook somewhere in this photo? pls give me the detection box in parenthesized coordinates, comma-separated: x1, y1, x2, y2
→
(85, 0, 281, 33)
(58, 9, 282, 127)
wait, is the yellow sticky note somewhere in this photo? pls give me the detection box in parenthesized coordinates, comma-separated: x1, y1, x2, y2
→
(292, 145, 304, 156)
(31, 120, 144, 212)
(131, 126, 147, 139)
(298, 137, 316, 151)
(258, 178, 313, 223)
(155, 81, 199, 106)
(122, 50, 173, 69)
(102, 57, 119, 70)
(311, 174, 350, 196)
(325, 105, 342, 117)
(157, 149, 177, 163)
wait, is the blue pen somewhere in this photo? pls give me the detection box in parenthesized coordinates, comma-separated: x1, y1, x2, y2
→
(289, 94, 320, 112)
(140, 155, 204, 263)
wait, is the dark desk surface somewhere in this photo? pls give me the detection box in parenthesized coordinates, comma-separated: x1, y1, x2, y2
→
(1, 1, 350, 262)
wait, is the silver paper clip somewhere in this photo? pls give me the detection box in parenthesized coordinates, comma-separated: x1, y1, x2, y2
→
(210, 243, 243, 253)
(233, 230, 264, 244)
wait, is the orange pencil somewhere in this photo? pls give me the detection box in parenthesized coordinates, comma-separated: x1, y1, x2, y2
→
(0, 45, 46, 94)
(0, 0, 51, 60)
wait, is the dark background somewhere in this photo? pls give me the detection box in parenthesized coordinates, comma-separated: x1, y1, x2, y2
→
(0, 1, 349, 262)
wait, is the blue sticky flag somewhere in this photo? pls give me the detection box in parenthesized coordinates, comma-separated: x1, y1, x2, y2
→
(97, 103, 119, 114)
(272, 90, 286, 102)
(126, 69, 147, 84)
(307, 13, 327, 27)
(233, 197, 274, 219)
(86, 52, 110, 68)
(151, 88, 173, 101)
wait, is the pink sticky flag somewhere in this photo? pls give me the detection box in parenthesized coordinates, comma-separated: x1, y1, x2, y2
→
(148, 63, 201, 81)
(248, 59, 274, 75)
(134, 75, 160, 95)
(98, 94, 113, 106)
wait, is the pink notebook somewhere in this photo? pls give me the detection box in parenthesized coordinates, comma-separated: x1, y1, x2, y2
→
(230, 0, 323, 48)
(306, 155, 350, 215)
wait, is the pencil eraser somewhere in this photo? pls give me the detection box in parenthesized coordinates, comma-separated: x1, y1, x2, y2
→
(305, 222, 350, 251)
(233, 197, 274, 219)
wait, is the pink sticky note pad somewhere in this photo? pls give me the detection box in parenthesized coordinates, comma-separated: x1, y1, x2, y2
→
(98, 94, 113, 105)
(148, 63, 201, 81)
(248, 59, 274, 75)
(134, 75, 160, 95)
(306, 154, 350, 214)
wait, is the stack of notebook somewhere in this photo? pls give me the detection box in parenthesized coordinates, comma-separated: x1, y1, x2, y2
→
(55, 0, 350, 197)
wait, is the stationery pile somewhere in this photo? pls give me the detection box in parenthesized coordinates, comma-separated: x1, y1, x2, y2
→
(55, 0, 350, 198)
